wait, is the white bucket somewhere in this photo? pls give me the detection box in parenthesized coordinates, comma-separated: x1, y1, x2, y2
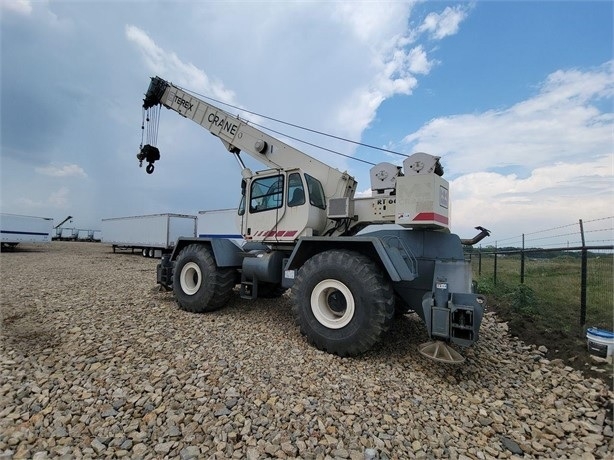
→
(586, 327, 614, 358)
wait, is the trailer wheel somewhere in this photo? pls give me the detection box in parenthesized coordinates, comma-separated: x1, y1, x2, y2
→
(292, 249, 394, 356)
(173, 244, 235, 312)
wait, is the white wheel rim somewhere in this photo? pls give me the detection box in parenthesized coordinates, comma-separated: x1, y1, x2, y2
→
(180, 262, 202, 295)
(310, 279, 355, 329)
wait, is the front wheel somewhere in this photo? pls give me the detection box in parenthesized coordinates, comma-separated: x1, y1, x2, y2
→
(291, 250, 394, 356)
(172, 244, 235, 312)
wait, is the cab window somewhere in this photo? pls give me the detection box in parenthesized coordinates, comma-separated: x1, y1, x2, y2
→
(250, 175, 284, 213)
(287, 173, 306, 207)
(238, 180, 246, 215)
(238, 196, 245, 216)
(305, 174, 326, 209)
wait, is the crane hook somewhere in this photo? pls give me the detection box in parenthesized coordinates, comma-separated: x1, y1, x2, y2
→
(137, 144, 160, 175)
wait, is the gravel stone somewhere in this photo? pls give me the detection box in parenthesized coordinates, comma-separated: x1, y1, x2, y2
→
(90, 438, 105, 454)
(154, 441, 174, 454)
(180, 445, 201, 459)
(1, 242, 612, 459)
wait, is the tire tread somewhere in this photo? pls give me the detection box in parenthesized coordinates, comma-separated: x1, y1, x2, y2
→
(292, 249, 394, 356)
(173, 244, 235, 313)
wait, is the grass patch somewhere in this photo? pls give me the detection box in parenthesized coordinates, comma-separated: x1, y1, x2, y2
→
(470, 251, 613, 389)
(471, 253, 613, 332)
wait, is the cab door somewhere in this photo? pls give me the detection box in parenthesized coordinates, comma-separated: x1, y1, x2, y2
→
(242, 173, 285, 240)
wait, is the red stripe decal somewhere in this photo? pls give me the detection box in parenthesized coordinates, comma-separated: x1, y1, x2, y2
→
(413, 212, 449, 225)
(255, 230, 299, 238)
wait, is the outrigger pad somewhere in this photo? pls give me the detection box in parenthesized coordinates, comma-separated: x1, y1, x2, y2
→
(418, 341, 465, 364)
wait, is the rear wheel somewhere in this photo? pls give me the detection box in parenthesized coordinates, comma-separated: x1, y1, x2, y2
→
(292, 249, 394, 356)
(173, 244, 235, 312)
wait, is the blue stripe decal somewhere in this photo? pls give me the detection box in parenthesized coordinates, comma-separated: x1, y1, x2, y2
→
(198, 234, 243, 239)
(1, 230, 50, 236)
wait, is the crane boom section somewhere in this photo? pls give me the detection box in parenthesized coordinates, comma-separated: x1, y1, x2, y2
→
(143, 77, 357, 201)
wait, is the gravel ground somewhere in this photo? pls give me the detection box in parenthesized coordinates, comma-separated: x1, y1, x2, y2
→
(1, 242, 612, 460)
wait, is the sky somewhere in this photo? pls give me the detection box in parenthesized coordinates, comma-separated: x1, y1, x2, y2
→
(1, 0, 612, 248)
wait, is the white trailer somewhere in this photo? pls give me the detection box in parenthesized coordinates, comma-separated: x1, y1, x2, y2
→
(101, 213, 196, 258)
(0, 213, 53, 248)
(59, 227, 79, 241)
(197, 208, 242, 239)
(77, 229, 100, 241)
(53, 227, 63, 240)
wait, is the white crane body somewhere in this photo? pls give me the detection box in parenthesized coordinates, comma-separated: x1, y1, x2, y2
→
(138, 76, 490, 362)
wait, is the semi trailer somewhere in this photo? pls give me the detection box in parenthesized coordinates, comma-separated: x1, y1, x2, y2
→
(197, 208, 242, 240)
(137, 76, 490, 363)
(0, 213, 54, 249)
(59, 227, 79, 241)
(101, 213, 197, 258)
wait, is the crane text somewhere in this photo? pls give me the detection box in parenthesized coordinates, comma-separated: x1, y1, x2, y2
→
(173, 95, 193, 111)
(208, 113, 239, 136)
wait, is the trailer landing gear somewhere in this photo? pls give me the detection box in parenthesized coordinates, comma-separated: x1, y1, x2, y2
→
(418, 341, 465, 364)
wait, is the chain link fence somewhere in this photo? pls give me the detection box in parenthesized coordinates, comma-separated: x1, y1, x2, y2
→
(467, 246, 613, 333)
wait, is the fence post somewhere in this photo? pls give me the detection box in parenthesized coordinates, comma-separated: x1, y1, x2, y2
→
(520, 233, 525, 284)
(478, 250, 482, 276)
(493, 246, 498, 285)
(579, 219, 587, 329)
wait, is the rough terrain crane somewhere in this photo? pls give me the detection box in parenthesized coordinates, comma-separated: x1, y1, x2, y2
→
(138, 76, 490, 363)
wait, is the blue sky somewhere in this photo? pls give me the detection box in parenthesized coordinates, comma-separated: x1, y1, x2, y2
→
(1, 1, 612, 246)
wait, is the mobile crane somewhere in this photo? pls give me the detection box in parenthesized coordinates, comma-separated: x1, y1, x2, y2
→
(138, 76, 490, 363)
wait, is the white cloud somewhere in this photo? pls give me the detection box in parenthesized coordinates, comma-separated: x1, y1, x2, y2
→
(400, 62, 614, 240)
(452, 156, 612, 202)
(125, 25, 237, 104)
(419, 5, 470, 40)
(450, 156, 613, 242)
(35, 164, 87, 178)
(14, 196, 41, 209)
(15, 186, 70, 211)
(1, 0, 72, 30)
(332, 2, 414, 46)
(403, 62, 614, 175)
(48, 186, 70, 208)
(0, 0, 32, 15)
(407, 45, 434, 75)
(335, 2, 469, 141)
(125, 5, 455, 171)
(2, 0, 610, 241)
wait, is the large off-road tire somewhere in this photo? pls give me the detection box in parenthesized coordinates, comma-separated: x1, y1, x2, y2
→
(172, 244, 235, 313)
(291, 249, 395, 356)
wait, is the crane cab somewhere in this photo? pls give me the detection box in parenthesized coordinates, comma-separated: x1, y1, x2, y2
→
(238, 168, 329, 242)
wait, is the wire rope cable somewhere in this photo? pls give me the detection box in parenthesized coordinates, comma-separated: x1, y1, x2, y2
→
(174, 84, 408, 163)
